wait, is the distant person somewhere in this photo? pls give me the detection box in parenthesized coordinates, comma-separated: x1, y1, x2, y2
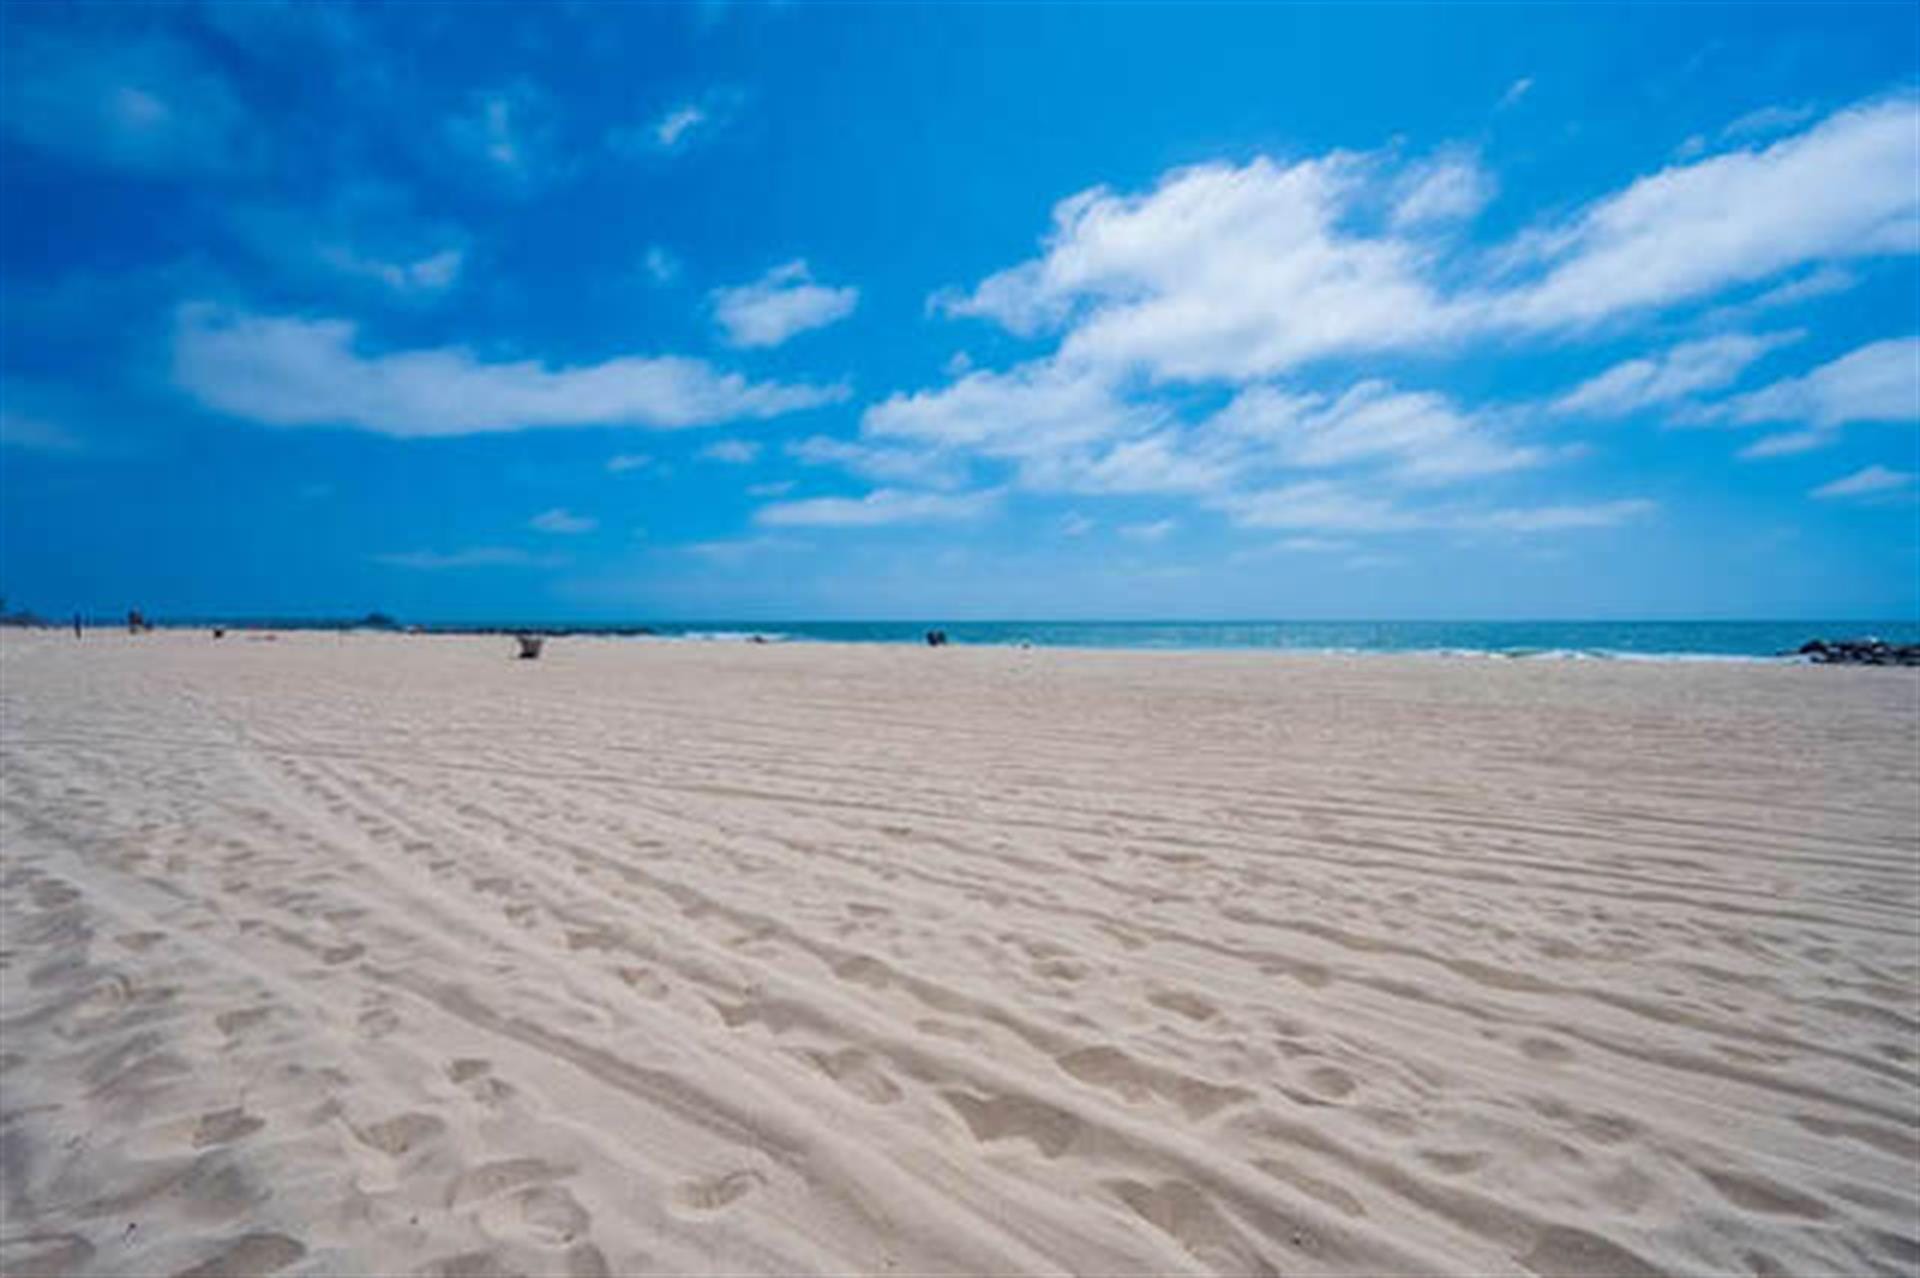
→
(72, 613, 82, 639)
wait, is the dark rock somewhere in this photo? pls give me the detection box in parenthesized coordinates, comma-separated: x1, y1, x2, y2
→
(1791, 637, 1920, 667)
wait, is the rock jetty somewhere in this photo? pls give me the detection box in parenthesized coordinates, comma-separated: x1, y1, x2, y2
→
(1793, 638, 1920, 666)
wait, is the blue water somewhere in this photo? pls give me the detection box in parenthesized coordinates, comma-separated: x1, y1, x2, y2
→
(471, 619, 1920, 659)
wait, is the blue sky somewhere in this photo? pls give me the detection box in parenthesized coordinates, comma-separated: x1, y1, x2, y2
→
(2, 2, 1916, 622)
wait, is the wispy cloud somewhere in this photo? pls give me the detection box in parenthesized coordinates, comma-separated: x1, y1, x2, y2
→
(755, 487, 999, 528)
(0, 410, 84, 453)
(374, 547, 562, 570)
(644, 245, 681, 284)
(711, 260, 859, 348)
(699, 438, 760, 464)
(445, 82, 558, 187)
(529, 507, 596, 534)
(226, 187, 468, 299)
(0, 30, 253, 176)
(1723, 337, 1920, 430)
(1497, 76, 1534, 110)
(173, 303, 848, 436)
(607, 453, 653, 473)
(1119, 518, 1178, 543)
(610, 89, 741, 156)
(1811, 465, 1914, 501)
(1552, 332, 1800, 418)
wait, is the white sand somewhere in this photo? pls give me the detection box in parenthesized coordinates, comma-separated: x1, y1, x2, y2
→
(1, 630, 1916, 1277)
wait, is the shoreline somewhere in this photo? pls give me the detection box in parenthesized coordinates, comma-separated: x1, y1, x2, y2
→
(8, 620, 1918, 664)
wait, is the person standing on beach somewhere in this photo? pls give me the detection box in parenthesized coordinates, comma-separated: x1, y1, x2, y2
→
(72, 613, 81, 639)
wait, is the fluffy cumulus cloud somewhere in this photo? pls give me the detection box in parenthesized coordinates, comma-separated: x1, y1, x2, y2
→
(932, 95, 1918, 382)
(755, 487, 1000, 528)
(1811, 465, 1914, 501)
(1552, 332, 1800, 417)
(834, 95, 1914, 539)
(1, 30, 252, 175)
(935, 155, 1459, 381)
(711, 261, 859, 348)
(172, 304, 847, 436)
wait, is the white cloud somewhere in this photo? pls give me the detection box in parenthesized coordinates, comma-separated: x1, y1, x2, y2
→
(607, 453, 652, 472)
(1812, 460, 1904, 495)
(1214, 481, 1652, 536)
(1119, 518, 1178, 543)
(0, 410, 84, 453)
(863, 359, 1161, 488)
(936, 155, 1458, 381)
(445, 83, 556, 185)
(655, 103, 707, 149)
(530, 508, 596, 534)
(173, 303, 847, 436)
(681, 535, 809, 563)
(788, 435, 964, 487)
(1745, 266, 1855, 311)
(1498, 77, 1534, 110)
(227, 192, 468, 298)
(1059, 512, 1095, 537)
(644, 245, 681, 284)
(1467, 499, 1655, 531)
(1811, 465, 1914, 500)
(1391, 149, 1494, 228)
(931, 96, 1918, 384)
(699, 438, 760, 464)
(711, 260, 859, 347)
(1207, 381, 1544, 483)
(746, 480, 794, 498)
(1216, 480, 1415, 532)
(755, 487, 999, 528)
(0, 31, 251, 175)
(1738, 430, 1830, 459)
(374, 547, 559, 570)
(1498, 96, 1920, 329)
(1724, 338, 1920, 429)
(1552, 332, 1799, 417)
(1723, 103, 1817, 141)
(609, 90, 741, 158)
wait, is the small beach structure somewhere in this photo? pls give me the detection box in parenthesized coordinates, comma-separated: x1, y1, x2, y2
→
(515, 634, 545, 660)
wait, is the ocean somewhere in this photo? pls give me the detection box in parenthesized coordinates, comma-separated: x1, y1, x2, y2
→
(413, 619, 1920, 660)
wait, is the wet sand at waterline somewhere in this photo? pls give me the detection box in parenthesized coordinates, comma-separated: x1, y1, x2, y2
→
(1, 631, 1915, 1276)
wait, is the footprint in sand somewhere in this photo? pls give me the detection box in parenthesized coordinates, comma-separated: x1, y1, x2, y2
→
(355, 1112, 445, 1157)
(448, 1157, 567, 1209)
(192, 1108, 265, 1149)
(673, 1168, 766, 1214)
(169, 1232, 306, 1278)
(1518, 1036, 1575, 1064)
(476, 1184, 591, 1248)
(1302, 1065, 1356, 1102)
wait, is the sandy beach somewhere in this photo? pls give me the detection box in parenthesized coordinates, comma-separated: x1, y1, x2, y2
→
(1, 630, 1915, 1277)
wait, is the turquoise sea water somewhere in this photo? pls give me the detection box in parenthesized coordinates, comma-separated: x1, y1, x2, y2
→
(434, 619, 1920, 659)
